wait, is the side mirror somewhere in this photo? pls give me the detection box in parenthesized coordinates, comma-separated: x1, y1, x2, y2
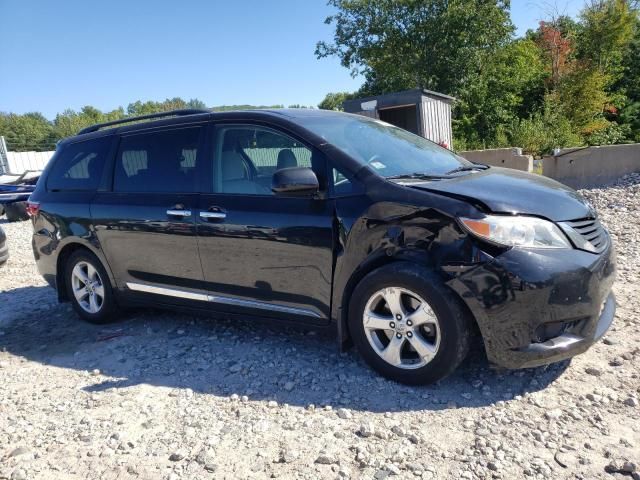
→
(272, 167, 319, 197)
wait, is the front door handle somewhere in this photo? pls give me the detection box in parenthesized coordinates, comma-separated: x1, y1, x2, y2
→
(167, 209, 192, 217)
(199, 211, 226, 220)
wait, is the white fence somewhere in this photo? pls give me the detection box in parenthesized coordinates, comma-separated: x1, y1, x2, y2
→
(6, 151, 54, 174)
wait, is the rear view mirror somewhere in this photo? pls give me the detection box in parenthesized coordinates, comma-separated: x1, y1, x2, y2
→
(272, 167, 319, 197)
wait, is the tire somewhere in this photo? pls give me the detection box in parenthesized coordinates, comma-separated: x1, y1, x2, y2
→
(65, 249, 120, 324)
(0, 204, 4, 217)
(4, 202, 29, 222)
(348, 262, 472, 385)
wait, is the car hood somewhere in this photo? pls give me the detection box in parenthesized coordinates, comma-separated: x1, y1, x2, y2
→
(407, 167, 593, 221)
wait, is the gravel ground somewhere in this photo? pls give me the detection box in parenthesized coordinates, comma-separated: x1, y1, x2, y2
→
(0, 175, 638, 480)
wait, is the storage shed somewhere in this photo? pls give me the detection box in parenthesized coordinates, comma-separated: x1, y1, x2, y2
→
(343, 88, 455, 147)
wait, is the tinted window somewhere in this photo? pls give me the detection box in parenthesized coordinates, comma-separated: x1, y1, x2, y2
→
(214, 125, 312, 195)
(47, 137, 112, 191)
(297, 114, 469, 178)
(114, 127, 201, 193)
(332, 167, 363, 196)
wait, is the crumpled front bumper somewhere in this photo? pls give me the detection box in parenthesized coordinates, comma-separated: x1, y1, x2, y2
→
(507, 291, 615, 368)
(448, 240, 616, 369)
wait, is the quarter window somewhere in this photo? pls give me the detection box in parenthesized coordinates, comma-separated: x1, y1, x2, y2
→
(214, 126, 312, 195)
(114, 127, 202, 193)
(332, 167, 364, 196)
(47, 137, 112, 191)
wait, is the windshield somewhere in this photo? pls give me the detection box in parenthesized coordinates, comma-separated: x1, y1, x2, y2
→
(297, 114, 471, 177)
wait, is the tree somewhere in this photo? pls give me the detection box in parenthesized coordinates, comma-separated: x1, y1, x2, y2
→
(53, 106, 125, 139)
(125, 97, 206, 116)
(0, 98, 286, 152)
(0, 112, 55, 151)
(316, 0, 514, 97)
(577, 0, 636, 78)
(210, 104, 284, 112)
(555, 68, 611, 132)
(536, 21, 574, 87)
(318, 91, 356, 110)
(507, 95, 583, 155)
(615, 15, 640, 139)
(187, 98, 207, 109)
(455, 39, 547, 147)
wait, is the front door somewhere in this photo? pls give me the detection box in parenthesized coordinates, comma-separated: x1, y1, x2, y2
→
(196, 123, 334, 324)
(92, 125, 206, 302)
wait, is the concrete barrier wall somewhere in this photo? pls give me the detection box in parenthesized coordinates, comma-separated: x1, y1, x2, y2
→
(459, 148, 533, 172)
(543, 144, 640, 189)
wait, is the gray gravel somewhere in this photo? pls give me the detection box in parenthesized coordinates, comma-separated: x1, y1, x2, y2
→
(0, 175, 639, 479)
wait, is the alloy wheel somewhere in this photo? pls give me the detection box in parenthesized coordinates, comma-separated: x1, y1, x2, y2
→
(363, 287, 441, 369)
(71, 261, 105, 314)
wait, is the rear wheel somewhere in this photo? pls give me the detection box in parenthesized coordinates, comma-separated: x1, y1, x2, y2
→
(349, 262, 472, 385)
(4, 202, 29, 222)
(65, 250, 119, 324)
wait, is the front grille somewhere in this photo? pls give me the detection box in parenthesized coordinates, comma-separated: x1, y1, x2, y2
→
(564, 218, 608, 253)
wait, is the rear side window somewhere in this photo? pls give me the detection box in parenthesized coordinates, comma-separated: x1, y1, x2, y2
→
(47, 137, 112, 191)
(114, 127, 202, 193)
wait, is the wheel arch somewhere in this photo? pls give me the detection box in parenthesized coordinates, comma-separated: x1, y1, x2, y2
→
(337, 256, 481, 351)
(337, 256, 397, 351)
(55, 241, 116, 302)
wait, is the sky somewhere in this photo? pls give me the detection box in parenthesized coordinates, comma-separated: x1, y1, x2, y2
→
(0, 0, 585, 119)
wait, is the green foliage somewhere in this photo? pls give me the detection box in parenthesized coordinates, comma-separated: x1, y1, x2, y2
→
(186, 98, 207, 109)
(555, 68, 610, 131)
(126, 97, 190, 116)
(210, 104, 284, 112)
(52, 106, 126, 141)
(453, 39, 547, 147)
(505, 97, 583, 156)
(577, 0, 636, 78)
(0, 112, 55, 152)
(318, 91, 356, 110)
(319, 0, 640, 151)
(584, 121, 632, 144)
(316, 0, 514, 96)
(0, 99, 299, 152)
(620, 19, 640, 100)
(619, 101, 640, 141)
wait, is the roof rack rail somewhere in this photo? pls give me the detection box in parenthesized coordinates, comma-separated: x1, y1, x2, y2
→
(77, 109, 210, 135)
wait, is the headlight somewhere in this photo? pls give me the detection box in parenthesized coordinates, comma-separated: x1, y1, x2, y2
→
(459, 215, 571, 249)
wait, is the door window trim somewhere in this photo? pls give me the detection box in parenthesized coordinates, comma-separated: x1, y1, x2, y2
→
(45, 135, 116, 193)
(109, 123, 207, 194)
(207, 121, 328, 196)
(327, 164, 366, 198)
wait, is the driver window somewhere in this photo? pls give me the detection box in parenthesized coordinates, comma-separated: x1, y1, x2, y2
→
(214, 125, 312, 195)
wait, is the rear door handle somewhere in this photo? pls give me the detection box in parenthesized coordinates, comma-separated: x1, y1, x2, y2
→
(199, 211, 226, 220)
(167, 209, 192, 217)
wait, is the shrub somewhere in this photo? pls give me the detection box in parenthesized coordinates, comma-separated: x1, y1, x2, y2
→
(584, 122, 632, 145)
(509, 105, 583, 156)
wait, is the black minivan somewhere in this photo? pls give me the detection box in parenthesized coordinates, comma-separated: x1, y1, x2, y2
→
(28, 109, 616, 384)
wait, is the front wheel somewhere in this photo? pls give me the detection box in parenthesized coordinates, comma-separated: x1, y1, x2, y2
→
(348, 263, 472, 385)
(65, 250, 119, 324)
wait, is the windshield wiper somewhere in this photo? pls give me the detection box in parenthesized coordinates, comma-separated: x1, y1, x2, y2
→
(386, 173, 450, 181)
(445, 163, 490, 175)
